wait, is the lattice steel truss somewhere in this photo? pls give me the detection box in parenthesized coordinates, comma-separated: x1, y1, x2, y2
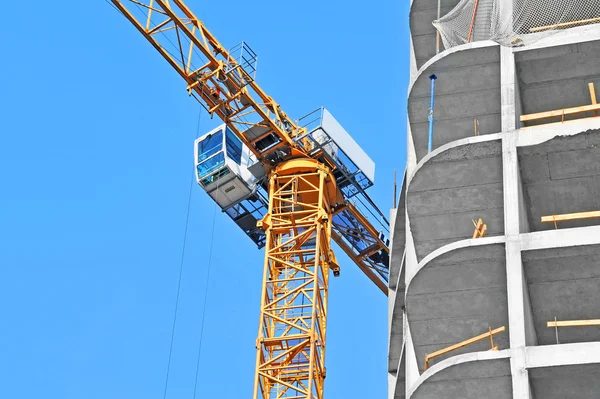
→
(254, 159, 338, 399)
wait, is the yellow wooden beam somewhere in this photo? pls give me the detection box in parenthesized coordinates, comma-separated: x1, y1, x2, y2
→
(590, 83, 598, 117)
(472, 218, 487, 238)
(521, 115, 600, 129)
(520, 103, 600, 122)
(424, 326, 505, 370)
(541, 211, 600, 224)
(547, 319, 600, 328)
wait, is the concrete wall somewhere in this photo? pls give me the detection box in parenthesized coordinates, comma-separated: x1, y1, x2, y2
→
(407, 141, 504, 261)
(518, 129, 600, 231)
(407, 244, 508, 373)
(408, 45, 502, 161)
(516, 41, 600, 126)
(409, 0, 461, 69)
(523, 244, 600, 345)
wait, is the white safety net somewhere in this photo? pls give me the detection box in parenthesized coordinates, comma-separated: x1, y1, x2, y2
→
(433, 0, 600, 49)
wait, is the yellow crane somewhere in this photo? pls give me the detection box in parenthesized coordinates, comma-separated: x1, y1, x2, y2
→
(109, 1, 390, 398)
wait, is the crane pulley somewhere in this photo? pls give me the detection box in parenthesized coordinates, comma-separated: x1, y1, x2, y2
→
(109, 1, 391, 398)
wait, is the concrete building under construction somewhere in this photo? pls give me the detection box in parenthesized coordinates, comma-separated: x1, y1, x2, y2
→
(389, 0, 600, 397)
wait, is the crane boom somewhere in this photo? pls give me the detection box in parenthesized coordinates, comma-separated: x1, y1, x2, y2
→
(109, 1, 390, 397)
(111, 0, 304, 165)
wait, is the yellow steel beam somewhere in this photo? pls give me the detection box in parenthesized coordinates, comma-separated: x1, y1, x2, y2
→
(110, 3, 393, 397)
(253, 159, 334, 399)
(110, 0, 390, 296)
(110, 0, 304, 164)
(547, 319, 600, 328)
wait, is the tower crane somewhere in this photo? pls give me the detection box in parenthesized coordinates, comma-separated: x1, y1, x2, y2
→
(109, 1, 390, 398)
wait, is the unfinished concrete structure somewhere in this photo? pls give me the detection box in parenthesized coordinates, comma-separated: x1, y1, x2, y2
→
(389, 1, 600, 398)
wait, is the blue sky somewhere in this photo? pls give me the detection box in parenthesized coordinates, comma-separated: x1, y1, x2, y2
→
(0, 1, 409, 398)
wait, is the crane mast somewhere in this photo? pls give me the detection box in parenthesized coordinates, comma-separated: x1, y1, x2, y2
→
(109, 1, 389, 398)
(255, 159, 338, 399)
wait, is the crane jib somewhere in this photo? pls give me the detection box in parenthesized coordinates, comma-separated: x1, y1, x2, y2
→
(111, 0, 390, 290)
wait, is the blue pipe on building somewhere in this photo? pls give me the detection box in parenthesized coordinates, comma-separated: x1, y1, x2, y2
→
(428, 74, 438, 153)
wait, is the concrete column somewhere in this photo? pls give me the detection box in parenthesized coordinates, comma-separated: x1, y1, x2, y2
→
(502, 131, 531, 398)
(501, 47, 517, 132)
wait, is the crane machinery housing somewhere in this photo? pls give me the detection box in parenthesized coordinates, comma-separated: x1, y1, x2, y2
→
(109, 1, 390, 398)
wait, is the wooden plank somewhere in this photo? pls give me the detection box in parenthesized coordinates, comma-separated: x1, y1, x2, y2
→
(472, 218, 486, 238)
(520, 104, 600, 122)
(547, 319, 600, 328)
(541, 211, 600, 223)
(529, 17, 600, 33)
(521, 115, 600, 129)
(425, 326, 505, 369)
(590, 83, 598, 117)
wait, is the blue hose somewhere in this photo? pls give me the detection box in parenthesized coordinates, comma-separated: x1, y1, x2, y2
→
(428, 74, 438, 153)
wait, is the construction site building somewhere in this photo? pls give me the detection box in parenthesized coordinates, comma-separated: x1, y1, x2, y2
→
(389, 0, 600, 397)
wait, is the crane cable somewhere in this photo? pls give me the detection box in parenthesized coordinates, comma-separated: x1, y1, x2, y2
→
(192, 163, 220, 399)
(162, 107, 204, 399)
(103, 2, 219, 396)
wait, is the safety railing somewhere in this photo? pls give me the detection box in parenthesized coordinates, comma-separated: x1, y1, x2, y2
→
(424, 326, 505, 370)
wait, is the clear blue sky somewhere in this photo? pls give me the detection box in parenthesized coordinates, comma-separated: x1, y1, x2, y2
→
(0, 1, 409, 398)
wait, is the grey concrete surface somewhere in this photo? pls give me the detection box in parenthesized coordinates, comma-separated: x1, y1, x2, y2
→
(393, 351, 407, 399)
(408, 45, 501, 161)
(409, 0, 461, 69)
(412, 359, 512, 399)
(389, 265, 406, 374)
(516, 41, 600, 126)
(523, 244, 600, 345)
(518, 129, 600, 231)
(408, 141, 504, 261)
(529, 364, 600, 399)
(396, 13, 600, 399)
(406, 244, 509, 373)
(390, 173, 407, 291)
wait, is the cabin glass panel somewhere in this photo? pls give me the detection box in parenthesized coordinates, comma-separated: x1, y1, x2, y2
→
(225, 127, 243, 165)
(197, 130, 225, 185)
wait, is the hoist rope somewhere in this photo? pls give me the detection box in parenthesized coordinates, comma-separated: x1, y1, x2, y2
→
(192, 164, 220, 399)
(162, 108, 203, 399)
